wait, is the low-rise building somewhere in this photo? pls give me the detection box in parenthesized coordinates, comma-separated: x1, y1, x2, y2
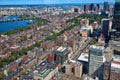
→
(33, 61, 60, 80)
(110, 61, 120, 80)
(23, 57, 37, 69)
(41, 40, 55, 50)
(110, 52, 120, 80)
(55, 46, 69, 64)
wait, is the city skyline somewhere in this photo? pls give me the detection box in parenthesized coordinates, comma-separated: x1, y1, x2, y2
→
(0, 0, 115, 5)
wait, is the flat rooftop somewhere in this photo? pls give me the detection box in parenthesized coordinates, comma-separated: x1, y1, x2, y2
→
(111, 55, 120, 69)
(77, 53, 88, 62)
(109, 40, 120, 47)
(111, 62, 120, 69)
(89, 45, 104, 51)
(57, 46, 66, 52)
(113, 55, 120, 62)
(37, 69, 50, 78)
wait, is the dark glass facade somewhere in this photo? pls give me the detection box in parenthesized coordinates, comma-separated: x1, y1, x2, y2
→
(110, 0, 120, 41)
(112, 1, 120, 31)
(102, 19, 109, 43)
(89, 3, 94, 11)
(104, 2, 109, 11)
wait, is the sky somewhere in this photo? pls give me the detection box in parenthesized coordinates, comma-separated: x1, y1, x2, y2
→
(0, 0, 115, 5)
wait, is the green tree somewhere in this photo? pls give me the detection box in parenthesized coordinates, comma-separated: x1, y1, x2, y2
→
(0, 72, 5, 79)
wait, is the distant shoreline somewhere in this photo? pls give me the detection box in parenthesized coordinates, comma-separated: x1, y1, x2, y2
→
(0, 3, 114, 7)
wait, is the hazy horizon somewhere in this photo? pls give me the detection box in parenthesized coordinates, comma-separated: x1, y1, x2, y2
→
(0, 0, 115, 5)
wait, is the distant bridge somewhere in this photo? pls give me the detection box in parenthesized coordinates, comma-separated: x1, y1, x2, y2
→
(0, 18, 28, 22)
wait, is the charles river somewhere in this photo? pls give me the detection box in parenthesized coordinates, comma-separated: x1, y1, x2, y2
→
(0, 16, 31, 33)
(0, 7, 71, 33)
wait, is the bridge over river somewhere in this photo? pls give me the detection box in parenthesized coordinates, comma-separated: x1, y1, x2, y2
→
(0, 18, 28, 22)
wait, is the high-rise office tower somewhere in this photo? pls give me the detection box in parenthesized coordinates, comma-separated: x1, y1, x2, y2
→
(97, 4, 100, 11)
(88, 45, 105, 80)
(110, 0, 120, 41)
(89, 46, 113, 80)
(101, 19, 110, 43)
(89, 3, 94, 11)
(104, 1, 109, 11)
(112, 0, 120, 31)
(84, 4, 89, 12)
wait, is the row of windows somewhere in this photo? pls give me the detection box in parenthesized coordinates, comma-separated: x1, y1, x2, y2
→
(111, 68, 120, 73)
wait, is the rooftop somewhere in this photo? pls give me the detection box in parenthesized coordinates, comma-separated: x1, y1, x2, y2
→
(45, 40, 51, 44)
(84, 76, 98, 80)
(10, 46, 20, 49)
(102, 18, 109, 21)
(37, 69, 50, 78)
(111, 62, 120, 69)
(57, 46, 66, 52)
(109, 40, 120, 47)
(77, 53, 88, 62)
(55, 46, 69, 56)
(34, 60, 59, 78)
(89, 45, 104, 51)
(113, 55, 120, 63)
(24, 57, 36, 65)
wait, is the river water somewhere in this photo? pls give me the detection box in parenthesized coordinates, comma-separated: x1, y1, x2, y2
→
(0, 16, 30, 33)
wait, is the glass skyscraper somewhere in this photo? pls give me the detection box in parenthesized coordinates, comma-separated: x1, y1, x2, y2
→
(110, 0, 120, 41)
(112, 0, 120, 31)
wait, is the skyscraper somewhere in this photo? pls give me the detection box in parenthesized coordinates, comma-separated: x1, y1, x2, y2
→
(112, 0, 120, 31)
(84, 4, 89, 13)
(97, 4, 100, 11)
(89, 3, 94, 11)
(88, 45, 105, 80)
(110, 0, 120, 41)
(104, 1, 109, 11)
(101, 19, 110, 43)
